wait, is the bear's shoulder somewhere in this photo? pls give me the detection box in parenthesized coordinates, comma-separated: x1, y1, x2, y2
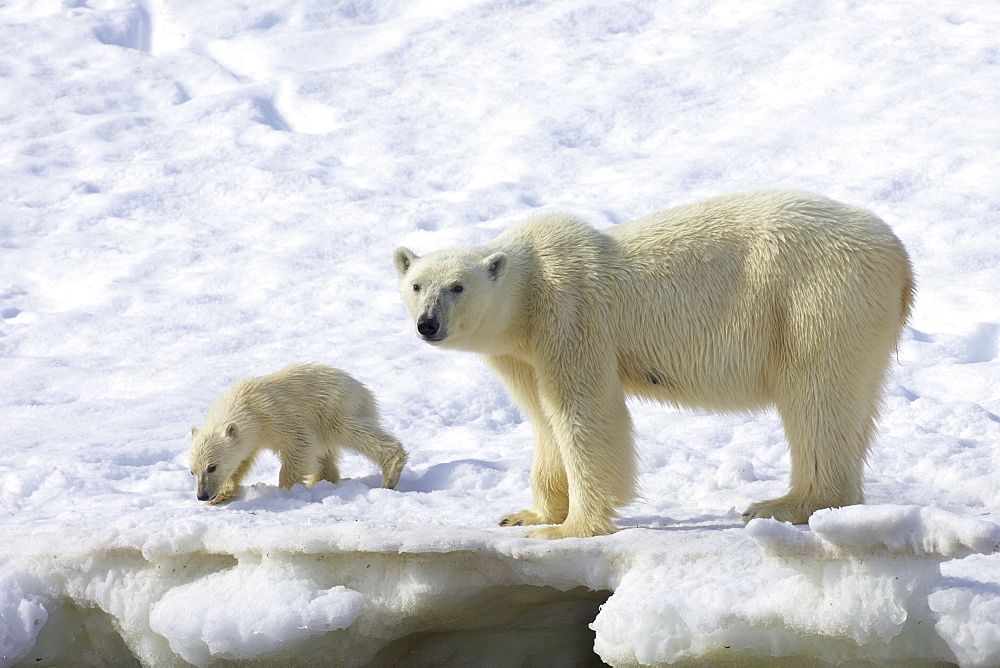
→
(495, 213, 609, 261)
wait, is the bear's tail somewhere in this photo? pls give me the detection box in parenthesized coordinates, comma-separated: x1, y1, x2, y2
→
(900, 267, 916, 329)
(894, 263, 916, 360)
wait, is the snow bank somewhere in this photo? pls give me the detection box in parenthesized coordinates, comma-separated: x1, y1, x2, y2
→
(2, 506, 998, 666)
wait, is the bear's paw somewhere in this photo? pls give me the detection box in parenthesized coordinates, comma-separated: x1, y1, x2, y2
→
(498, 509, 546, 527)
(742, 495, 828, 525)
(525, 521, 619, 540)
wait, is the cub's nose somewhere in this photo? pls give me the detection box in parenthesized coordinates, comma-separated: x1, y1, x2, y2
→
(197, 491, 211, 501)
(416, 314, 440, 338)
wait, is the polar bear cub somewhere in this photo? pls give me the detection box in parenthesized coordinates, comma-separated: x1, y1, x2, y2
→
(189, 363, 408, 504)
(394, 190, 914, 539)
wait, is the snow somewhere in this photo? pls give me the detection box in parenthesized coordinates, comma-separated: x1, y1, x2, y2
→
(1, 0, 999, 665)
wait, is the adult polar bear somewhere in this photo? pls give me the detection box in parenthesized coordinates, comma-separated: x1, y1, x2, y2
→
(394, 191, 914, 539)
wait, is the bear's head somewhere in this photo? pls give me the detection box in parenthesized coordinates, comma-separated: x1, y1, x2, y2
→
(393, 245, 509, 351)
(189, 422, 240, 502)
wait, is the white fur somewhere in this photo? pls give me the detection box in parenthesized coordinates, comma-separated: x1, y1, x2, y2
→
(189, 363, 408, 504)
(394, 190, 914, 539)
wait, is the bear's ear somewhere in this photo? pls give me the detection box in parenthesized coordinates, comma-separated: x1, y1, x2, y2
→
(393, 247, 417, 276)
(484, 252, 508, 280)
(191, 426, 199, 438)
(224, 422, 238, 439)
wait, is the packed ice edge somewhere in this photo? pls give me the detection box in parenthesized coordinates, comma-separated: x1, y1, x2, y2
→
(2, 504, 998, 666)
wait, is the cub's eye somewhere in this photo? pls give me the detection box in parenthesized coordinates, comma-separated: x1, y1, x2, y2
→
(451, 284, 464, 293)
(412, 284, 420, 292)
(207, 465, 217, 474)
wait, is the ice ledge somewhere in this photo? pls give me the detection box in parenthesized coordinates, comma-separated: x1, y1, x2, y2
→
(2, 505, 999, 666)
(594, 505, 1000, 667)
(749, 504, 1000, 560)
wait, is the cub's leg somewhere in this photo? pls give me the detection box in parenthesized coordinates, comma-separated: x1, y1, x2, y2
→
(311, 450, 341, 486)
(339, 425, 408, 489)
(277, 434, 315, 490)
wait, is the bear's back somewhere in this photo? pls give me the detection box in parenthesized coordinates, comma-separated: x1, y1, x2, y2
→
(604, 190, 910, 299)
(601, 190, 912, 409)
(610, 190, 898, 249)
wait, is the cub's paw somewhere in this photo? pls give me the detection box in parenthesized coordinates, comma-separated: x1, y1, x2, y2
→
(498, 509, 545, 527)
(381, 451, 407, 489)
(207, 486, 238, 505)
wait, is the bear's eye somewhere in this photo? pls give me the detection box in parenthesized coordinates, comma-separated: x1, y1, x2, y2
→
(412, 283, 420, 292)
(207, 465, 217, 474)
(451, 284, 464, 293)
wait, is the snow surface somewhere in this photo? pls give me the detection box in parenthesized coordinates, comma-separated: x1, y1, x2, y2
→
(2, 0, 999, 665)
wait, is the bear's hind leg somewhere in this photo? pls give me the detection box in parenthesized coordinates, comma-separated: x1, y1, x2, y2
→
(744, 368, 881, 524)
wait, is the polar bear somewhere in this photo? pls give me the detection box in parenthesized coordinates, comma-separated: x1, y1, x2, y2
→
(393, 190, 914, 539)
(189, 363, 408, 504)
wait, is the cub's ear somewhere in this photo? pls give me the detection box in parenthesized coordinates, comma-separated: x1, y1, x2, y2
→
(393, 247, 417, 276)
(224, 423, 238, 439)
(483, 252, 508, 280)
(191, 426, 199, 438)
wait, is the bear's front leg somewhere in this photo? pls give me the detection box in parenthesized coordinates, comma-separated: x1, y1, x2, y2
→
(498, 431, 569, 527)
(525, 360, 637, 539)
(488, 355, 570, 528)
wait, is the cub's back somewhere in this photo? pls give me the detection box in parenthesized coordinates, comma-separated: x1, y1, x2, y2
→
(262, 364, 377, 428)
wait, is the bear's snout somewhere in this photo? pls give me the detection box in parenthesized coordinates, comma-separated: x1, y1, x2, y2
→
(416, 314, 444, 340)
(197, 490, 213, 502)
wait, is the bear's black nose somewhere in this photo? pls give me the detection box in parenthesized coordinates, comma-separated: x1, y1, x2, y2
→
(417, 315, 440, 338)
(197, 492, 210, 501)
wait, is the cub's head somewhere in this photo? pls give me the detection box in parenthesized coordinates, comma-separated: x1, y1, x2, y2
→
(188, 423, 240, 503)
(393, 246, 508, 350)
